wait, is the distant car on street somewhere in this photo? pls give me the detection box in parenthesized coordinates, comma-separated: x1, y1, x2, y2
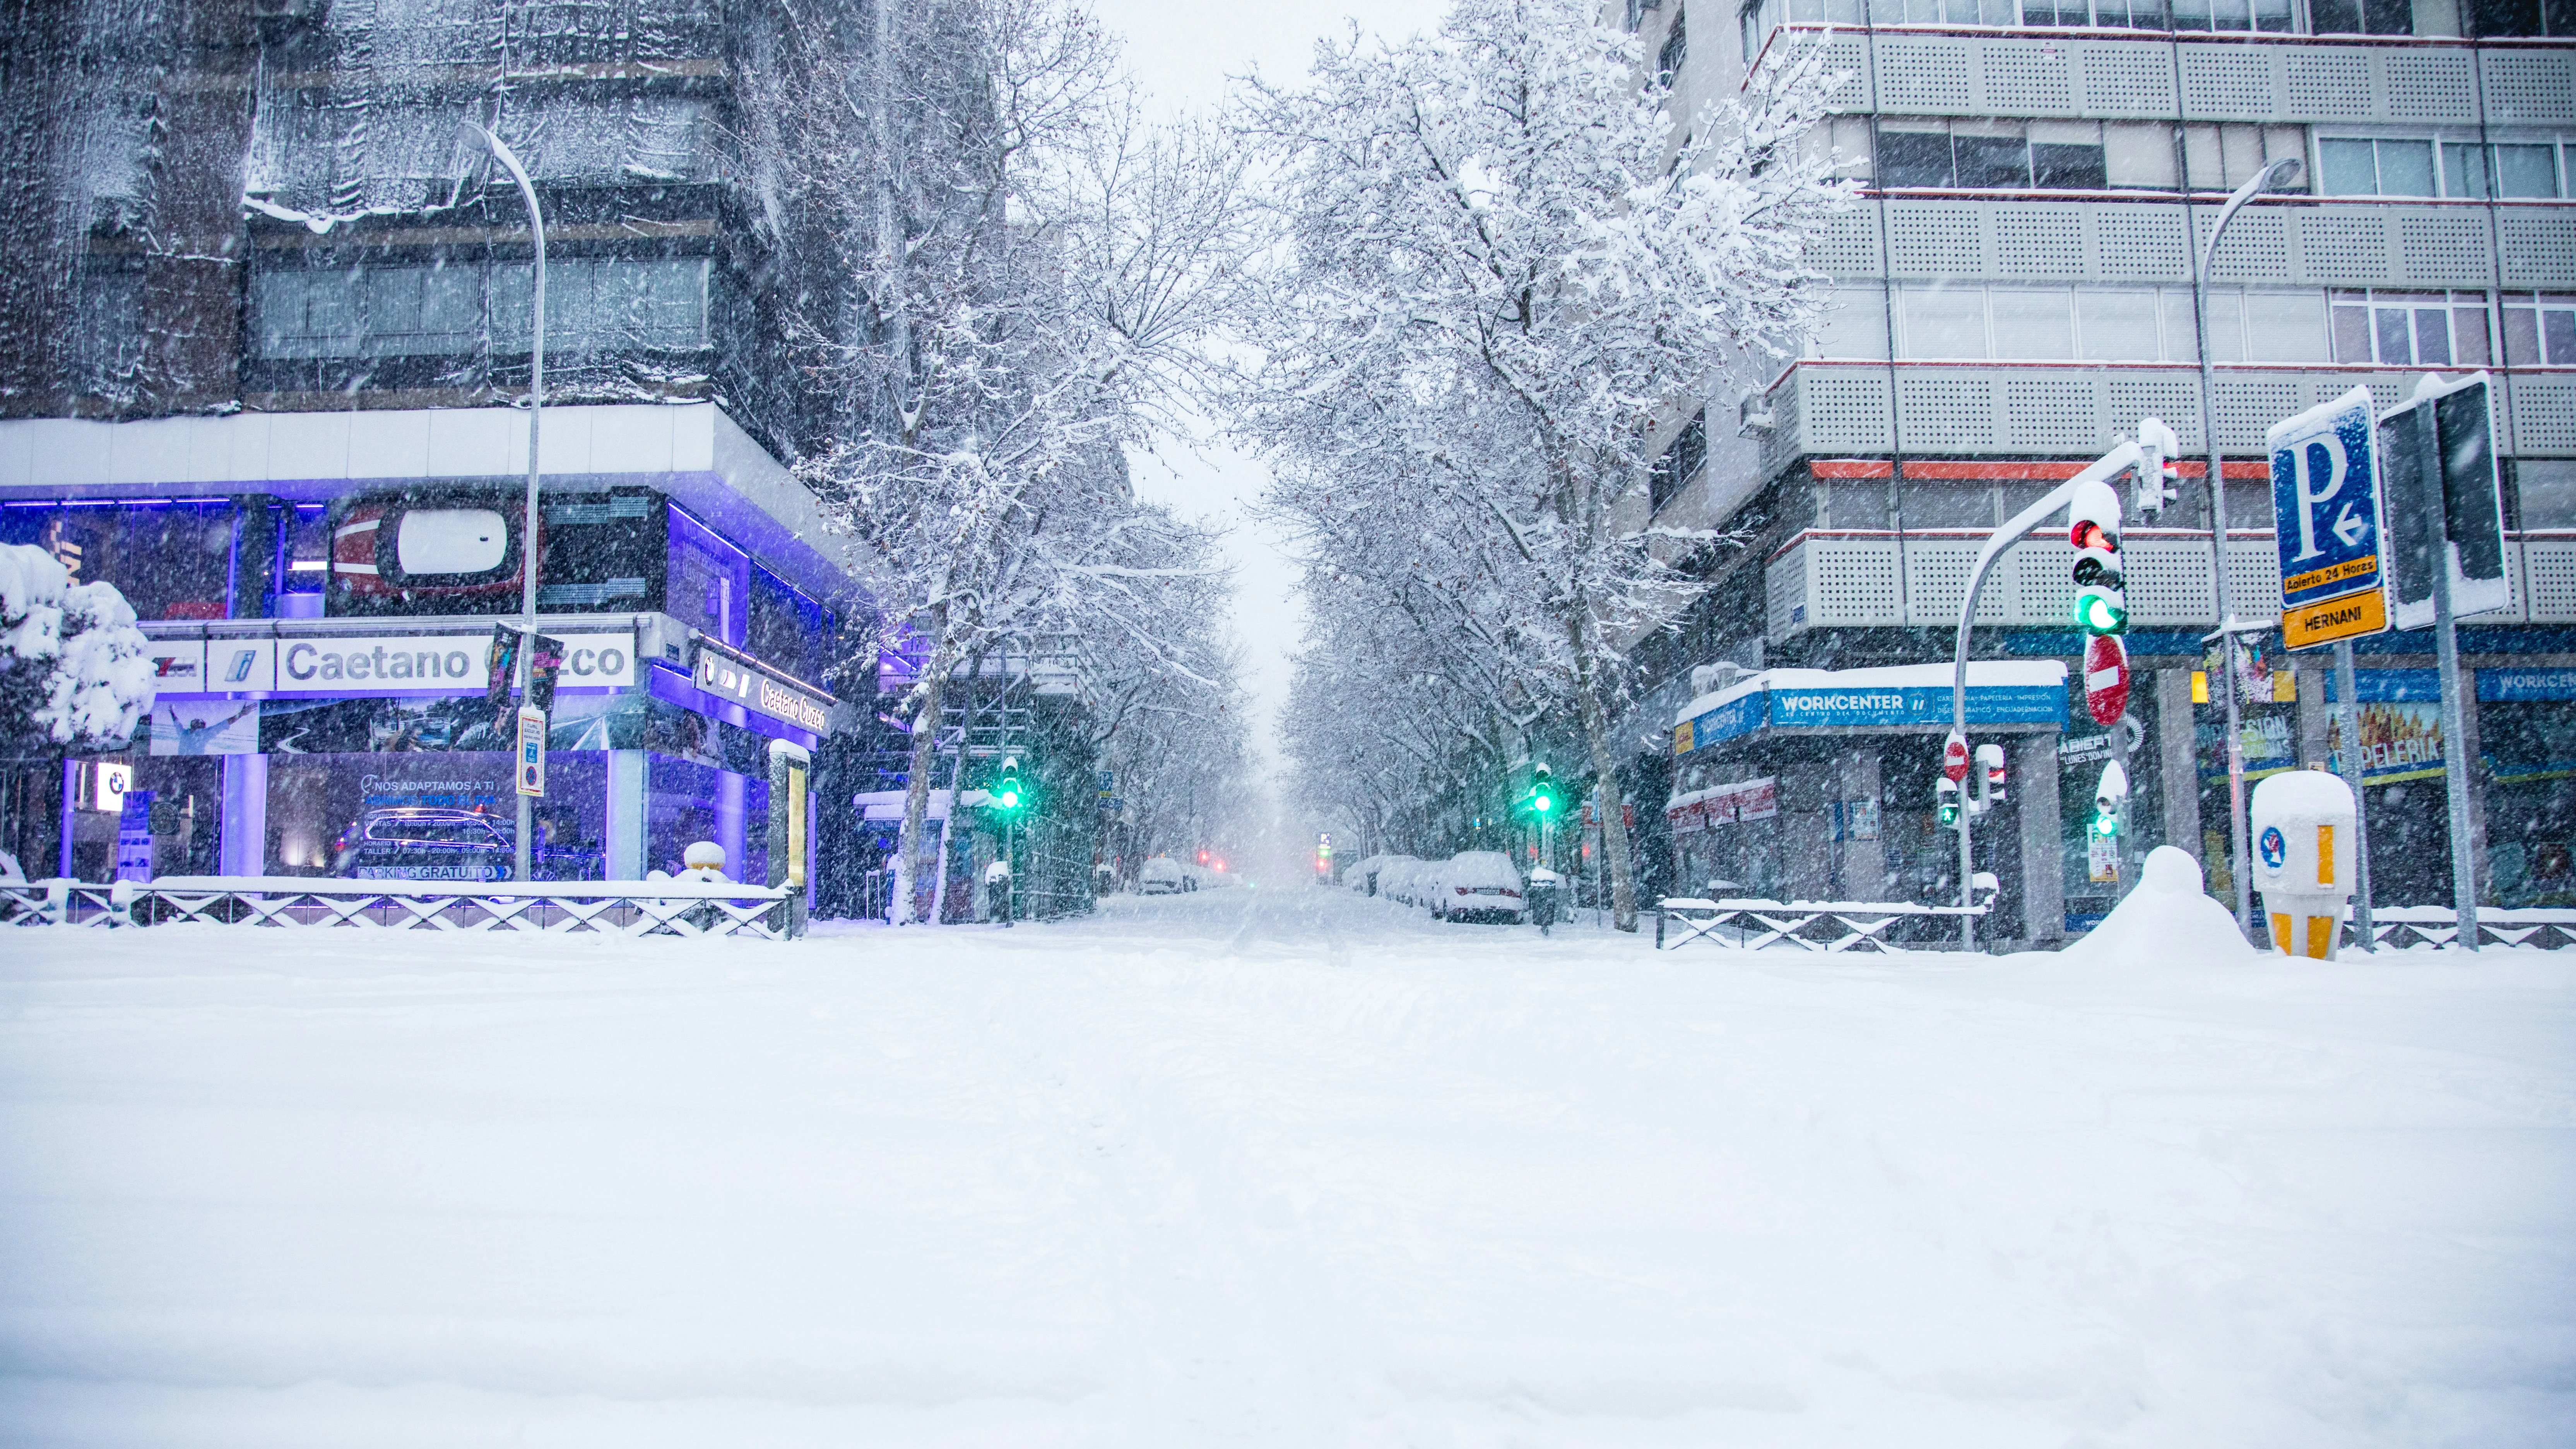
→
(1431, 851, 1527, 923)
(1139, 855, 1189, 895)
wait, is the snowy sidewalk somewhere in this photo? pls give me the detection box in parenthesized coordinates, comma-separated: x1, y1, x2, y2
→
(2, 888, 2571, 1447)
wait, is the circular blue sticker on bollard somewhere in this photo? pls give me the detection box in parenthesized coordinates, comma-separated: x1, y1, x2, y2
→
(2259, 825, 2286, 870)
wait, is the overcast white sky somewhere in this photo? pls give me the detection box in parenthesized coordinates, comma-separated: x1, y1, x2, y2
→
(1081, 0, 1452, 792)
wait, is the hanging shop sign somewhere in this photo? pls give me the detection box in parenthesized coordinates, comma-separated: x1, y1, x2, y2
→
(693, 638, 833, 734)
(276, 631, 633, 695)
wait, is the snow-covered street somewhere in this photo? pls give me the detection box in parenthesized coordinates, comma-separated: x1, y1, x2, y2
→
(3, 893, 2572, 1446)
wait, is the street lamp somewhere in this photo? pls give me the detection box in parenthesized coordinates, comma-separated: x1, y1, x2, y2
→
(458, 121, 547, 884)
(2191, 156, 2303, 941)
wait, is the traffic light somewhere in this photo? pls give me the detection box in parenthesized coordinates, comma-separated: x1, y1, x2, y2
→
(994, 755, 1025, 814)
(2069, 478, 2126, 636)
(1936, 774, 1962, 827)
(2134, 418, 2181, 519)
(1529, 764, 1558, 816)
(1976, 742, 2006, 804)
(2093, 760, 2129, 839)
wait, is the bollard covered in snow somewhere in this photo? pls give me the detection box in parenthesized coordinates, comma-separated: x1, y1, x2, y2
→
(2249, 769, 2358, 960)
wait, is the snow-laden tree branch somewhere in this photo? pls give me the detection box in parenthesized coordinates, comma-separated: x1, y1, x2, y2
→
(787, 0, 1257, 922)
(0, 543, 155, 758)
(1240, 0, 1849, 928)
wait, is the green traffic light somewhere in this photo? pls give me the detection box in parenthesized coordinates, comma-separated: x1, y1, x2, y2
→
(999, 787, 1021, 809)
(2093, 813, 2118, 837)
(1534, 796, 1551, 813)
(1938, 804, 1960, 826)
(2073, 593, 2125, 634)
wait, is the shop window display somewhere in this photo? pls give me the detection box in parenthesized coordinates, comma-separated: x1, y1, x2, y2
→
(0, 501, 238, 621)
(265, 752, 607, 882)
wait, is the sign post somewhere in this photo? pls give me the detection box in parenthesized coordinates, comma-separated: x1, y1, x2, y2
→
(2384, 373, 2506, 950)
(2270, 386, 2389, 951)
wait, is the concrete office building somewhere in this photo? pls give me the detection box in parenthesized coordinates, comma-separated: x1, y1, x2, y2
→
(1619, 0, 2576, 940)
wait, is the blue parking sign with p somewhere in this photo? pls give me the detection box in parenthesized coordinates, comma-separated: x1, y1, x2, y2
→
(2270, 386, 2390, 651)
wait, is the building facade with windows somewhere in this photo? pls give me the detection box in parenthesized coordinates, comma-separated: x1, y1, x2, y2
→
(1619, 0, 2576, 939)
(0, 2, 880, 899)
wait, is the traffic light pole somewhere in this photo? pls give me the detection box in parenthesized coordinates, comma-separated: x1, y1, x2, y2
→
(1950, 438, 2157, 949)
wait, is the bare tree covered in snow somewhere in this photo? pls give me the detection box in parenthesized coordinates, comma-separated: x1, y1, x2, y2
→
(0, 545, 156, 758)
(793, 0, 1256, 922)
(1242, 0, 1849, 928)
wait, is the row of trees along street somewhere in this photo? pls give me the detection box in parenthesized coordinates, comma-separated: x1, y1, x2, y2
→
(1244, 0, 1850, 929)
(782, 0, 1261, 917)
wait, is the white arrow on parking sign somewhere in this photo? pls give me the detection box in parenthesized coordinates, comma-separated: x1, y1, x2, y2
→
(2332, 501, 2368, 547)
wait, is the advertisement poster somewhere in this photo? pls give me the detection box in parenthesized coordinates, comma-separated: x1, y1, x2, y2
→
(257, 692, 646, 755)
(151, 701, 260, 756)
(2200, 712, 2296, 783)
(2326, 701, 2448, 784)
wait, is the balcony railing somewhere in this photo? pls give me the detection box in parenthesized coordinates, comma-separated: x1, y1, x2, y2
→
(1773, 26, 2573, 127)
(1765, 526, 2576, 637)
(1806, 197, 2576, 289)
(1753, 362, 2576, 466)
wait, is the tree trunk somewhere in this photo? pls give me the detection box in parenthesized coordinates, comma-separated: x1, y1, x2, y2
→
(1577, 678, 1640, 931)
(892, 662, 946, 925)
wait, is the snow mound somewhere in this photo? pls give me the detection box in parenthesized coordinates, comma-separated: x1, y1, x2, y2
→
(2061, 845, 2259, 966)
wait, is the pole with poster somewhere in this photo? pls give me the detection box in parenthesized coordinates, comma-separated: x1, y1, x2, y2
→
(2383, 372, 2510, 951)
(767, 738, 811, 939)
(2268, 385, 2389, 952)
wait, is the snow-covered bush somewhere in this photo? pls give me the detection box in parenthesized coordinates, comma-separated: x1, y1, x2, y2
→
(0, 543, 157, 755)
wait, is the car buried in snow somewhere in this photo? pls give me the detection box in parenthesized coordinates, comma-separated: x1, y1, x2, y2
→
(1138, 856, 1188, 895)
(1430, 851, 1527, 924)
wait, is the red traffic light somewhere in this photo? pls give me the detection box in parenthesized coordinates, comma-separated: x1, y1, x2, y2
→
(2070, 519, 2115, 553)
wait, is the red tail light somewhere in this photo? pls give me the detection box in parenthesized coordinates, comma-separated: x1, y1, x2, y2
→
(1455, 886, 1469, 894)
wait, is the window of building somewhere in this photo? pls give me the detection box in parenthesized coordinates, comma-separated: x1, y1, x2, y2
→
(2502, 293, 2576, 365)
(2307, 0, 2414, 31)
(1811, 286, 1892, 359)
(1875, 123, 2108, 191)
(2443, 143, 2564, 199)
(1738, 0, 1868, 56)
(1657, 5, 1688, 86)
(1651, 410, 1709, 513)
(1898, 286, 1992, 358)
(1894, 285, 2326, 363)
(2316, 137, 2438, 197)
(2517, 460, 2576, 529)
(1900, 483, 1998, 529)
(253, 257, 710, 361)
(2329, 290, 2494, 366)
(2171, 0, 2294, 29)
(1991, 289, 2076, 358)
(2468, 0, 2576, 36)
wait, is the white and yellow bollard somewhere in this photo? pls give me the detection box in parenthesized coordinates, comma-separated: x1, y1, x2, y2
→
(2249, 768, 2360, 959)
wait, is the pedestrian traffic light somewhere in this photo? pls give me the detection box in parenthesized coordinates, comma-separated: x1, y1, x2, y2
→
(1936, 774, 1962, 827)
(994, 755, 1025, 814)
(1529, 764, 1558, 816)
(2069, 479, 2126, 635)
(2093, 760, 2128, 839)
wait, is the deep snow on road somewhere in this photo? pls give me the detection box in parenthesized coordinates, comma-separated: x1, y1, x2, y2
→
(2, 888, 2572, 1447)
